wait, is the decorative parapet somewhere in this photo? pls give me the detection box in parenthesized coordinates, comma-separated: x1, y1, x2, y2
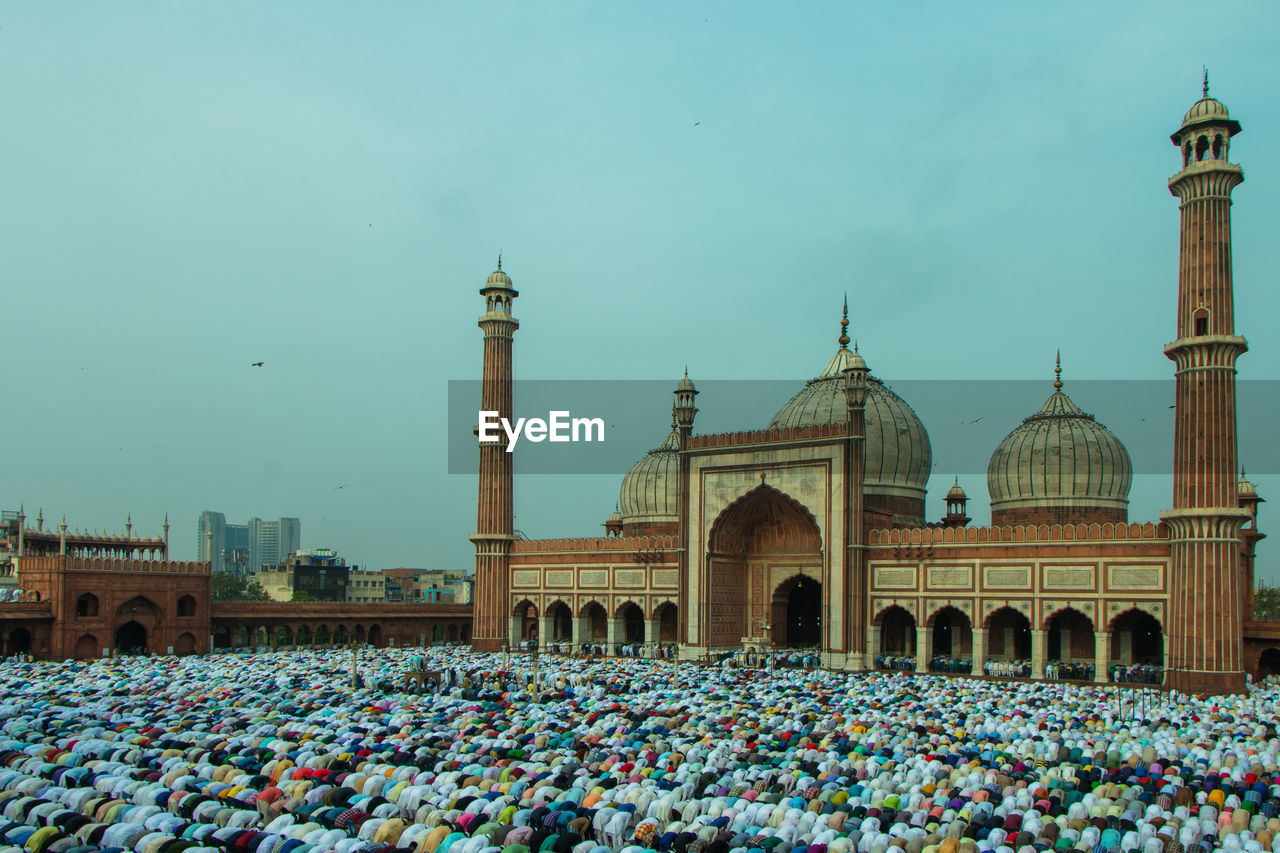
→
(869, 521, 1167, 547)
(512, 535, 679, 554)
(19, 555, 210, 575)
(687, 423, 847, 450)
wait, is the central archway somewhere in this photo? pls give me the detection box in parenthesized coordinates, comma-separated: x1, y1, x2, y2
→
(115, 621, 147, 655)
(706, 484, 823, 648)
(772, 575, 822, 647)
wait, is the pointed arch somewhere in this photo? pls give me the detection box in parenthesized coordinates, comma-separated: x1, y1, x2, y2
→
(771, 574, 821, 647)
(545, 600, 573, 642)
(985, 606, 1031, 660)
(707, 484, 823, 556)
(615, 601, 645, 643)
(74, 634, 100, 659)
(875, 605, 916, 660)
(706, 484, 823, 648)
(653, 602, 678, 643)
(76, 593, 99, 618)
(578, 601, 607, 641)
(1044, 607, 1094, 664)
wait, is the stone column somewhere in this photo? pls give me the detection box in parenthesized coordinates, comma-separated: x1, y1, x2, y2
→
(867, 624, 881, 669)
(915, 625, 930, 673)
(1031, 630, 1047, 679)
(508, 616, 522, 649)
(1118, 630, 1133, 664)
(572, 617, 587, 650)
(645, 619, 661, 652)
(538, 616, 553, 647)
(971, 628, 987, 676)
(1094, 631, 1110, 683)
(607, 618, 623, 654)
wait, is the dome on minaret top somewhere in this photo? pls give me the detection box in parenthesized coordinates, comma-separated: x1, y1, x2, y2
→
(482, 256, 515, 291)
(1174, 71, 1241, 140)
(987, 355, 1132, 515)
(1238, 469, 1259, 500)
(946, 479, 967, 501)
(1183, 96, 1231, 127)
(767, 304, 931, 499)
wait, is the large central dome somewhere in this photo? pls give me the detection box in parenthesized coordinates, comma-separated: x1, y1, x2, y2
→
(768, 343, 932, 502)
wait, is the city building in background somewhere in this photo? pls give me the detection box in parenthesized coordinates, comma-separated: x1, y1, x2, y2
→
(258, 548, 349, 601)
(198, 512, 299, 575)
(0, 510, 470, 656)
(347, 568, 387, 603)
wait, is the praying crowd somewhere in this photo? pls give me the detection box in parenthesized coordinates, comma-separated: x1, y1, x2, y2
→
(2, 648, 1279, 853)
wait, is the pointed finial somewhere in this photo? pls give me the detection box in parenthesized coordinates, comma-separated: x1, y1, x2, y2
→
(1053, 350, 1063, 390)
(760, 471, 767, 484)
(683, 366, 689, 379)
(954, 476, 960, 486)
(671, 402, 678, 432)
(838, 295, 851, 350)
(1242, 465, 1247, 478)
(496, 252, 502, 271)
(1203, 66, 1210, 97)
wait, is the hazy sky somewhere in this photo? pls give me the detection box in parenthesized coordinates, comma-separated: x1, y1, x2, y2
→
(4, 3, 1279, 579)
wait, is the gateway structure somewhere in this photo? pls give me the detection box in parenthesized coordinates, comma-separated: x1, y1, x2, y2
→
(470, 85, 1267, 694)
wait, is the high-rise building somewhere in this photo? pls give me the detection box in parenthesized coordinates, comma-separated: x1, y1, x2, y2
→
(199, 512, 301, 574)
(196, 511, 226, 573)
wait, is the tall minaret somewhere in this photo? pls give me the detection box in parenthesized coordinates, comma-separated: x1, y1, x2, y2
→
(470, 259, 519, 652)
(1162, 74, 1251, 695)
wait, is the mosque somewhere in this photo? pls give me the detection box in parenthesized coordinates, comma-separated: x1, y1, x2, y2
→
(470, 84, 1269, 695)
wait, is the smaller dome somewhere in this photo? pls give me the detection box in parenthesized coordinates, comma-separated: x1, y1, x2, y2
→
(608, 505, 623, 523)
(676, 370, 696, 393)
(485, 268, 513, 289)
(987, 359, 1132, 517)
(946, 479, 967, 501)
(619, 429, 680, 524)
(1182, 96, 1231, 128)
(1239, 470, 1257, 499)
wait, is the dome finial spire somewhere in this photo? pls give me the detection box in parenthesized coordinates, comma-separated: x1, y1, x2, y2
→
(838, 295, 851, 350)
(1053, 350, 1063, 390)
(671, 402, 678, 432)
(496, 251, 502, 271)
(1203, 66, 1210, 97)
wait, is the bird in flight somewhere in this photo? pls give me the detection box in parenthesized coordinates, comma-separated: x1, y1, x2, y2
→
(334, 484, 348, 491)
(251, 362, 264, 367)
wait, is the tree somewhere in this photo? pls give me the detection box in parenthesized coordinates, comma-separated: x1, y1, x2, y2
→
(244, 579, 270, 601)
(291, 589, 317, 602)
(211, 572, 271, 602)
(1255, 583, 1280, 621)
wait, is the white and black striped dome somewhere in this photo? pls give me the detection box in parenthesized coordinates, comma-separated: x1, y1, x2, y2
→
(618, 428, 679, 525)
(767, 346, 932, 500)
(987, 382, 1132, 513)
